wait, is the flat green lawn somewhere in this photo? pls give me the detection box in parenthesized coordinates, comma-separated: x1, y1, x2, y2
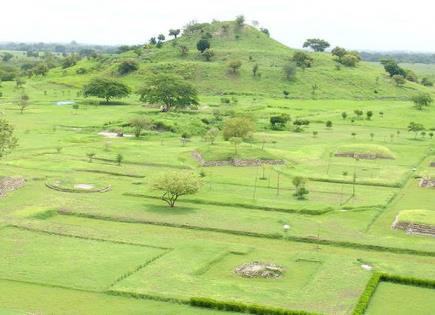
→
(0, 227, 166, 290)
(0, 280, 233, 315)
(397, 209, 435, 226)
(365, 282, 435, 315)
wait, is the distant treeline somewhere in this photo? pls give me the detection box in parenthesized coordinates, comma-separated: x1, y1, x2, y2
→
(360, 51, 435, 64)
(0, 41, 118, 54)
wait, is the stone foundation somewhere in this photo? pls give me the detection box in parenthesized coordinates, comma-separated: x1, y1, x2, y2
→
(392, 217, 435, 237)
(192, 151, 285, 167)
(335, 152, 394, 160)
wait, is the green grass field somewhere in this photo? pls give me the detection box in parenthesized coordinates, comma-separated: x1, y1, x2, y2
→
(0, 19, 434, 315)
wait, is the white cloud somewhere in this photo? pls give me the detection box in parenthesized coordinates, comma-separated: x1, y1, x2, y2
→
(0, 0, 434, 51)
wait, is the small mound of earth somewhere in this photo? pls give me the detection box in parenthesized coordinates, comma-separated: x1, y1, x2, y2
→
(74, 184, 95, 190)
(0, 177, 25, 198)
(235, 261, 284, 278)
(98, 131, 133, 138)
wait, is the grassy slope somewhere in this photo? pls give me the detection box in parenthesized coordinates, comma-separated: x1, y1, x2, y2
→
(40, 21, 434, 99)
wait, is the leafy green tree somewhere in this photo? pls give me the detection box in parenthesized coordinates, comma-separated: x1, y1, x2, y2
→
(421, 77, 433, 87)
(408, 122, 425, 138)
(283, 62, 297, 80)
(83, 78, 130, 104)
(17, 93, 29, 114)
(169, 29, 181, 39)
(331, 46, 347, 59)
(292, 176, 309, 200)
(292, 51, 313, 68)
(260, 28, 270, 36)
(204, 127, 219, 144)
(153, 171, 201, 207)
(2, 52, 13, 62)
(366, 111, 373, 120)
(129, 117, 153, 138)
(138, 74, 198, 112)
(117, 60, 139, 75)
(303, 38, 330, 52)
(222, 117, 255, 141)
(340, 54, 359, 67)
(178, 45, 189, 56)
(326, 120, 332, 128)
(412, 93, 433, 110)
(235, 15, 245, 27)
(405, 69, 418, 82)
(157, 34, 166, 42)
(0, 119, 18, 158)
(341, 112, 347, 120)
(270, 114, 290, 130)
(381, 59, 406, 77)
(196, 38, 210, 53)
(228, 60, 242, 74)
(230, 137, 242, 155)
(252, 63, 259, 77)
(32, 62, 49, 76)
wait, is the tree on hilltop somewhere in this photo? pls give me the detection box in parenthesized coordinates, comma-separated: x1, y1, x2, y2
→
(303, 38, 330, 52)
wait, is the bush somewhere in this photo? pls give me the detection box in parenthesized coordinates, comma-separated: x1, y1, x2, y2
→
(117, 60, 139, 75)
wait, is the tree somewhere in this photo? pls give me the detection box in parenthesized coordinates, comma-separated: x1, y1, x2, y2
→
(405, 69, 418, 82)
(366, 111, 373, 120)
(228, 60, 242, 74)
(116, 153, 123, 166)
(157, 34, 166, 42)
(235, 15, 245, 27)
(169, 29, 181, 39)
(0, 119, 18, 158)
(83, 78, 130, 104)
(196, 38, 210, 53)
(340, 54, 359, 67)
(381, 59, 406, 77)
(117, 60, 139, 75)
(331, 47, 347, 59)
(138, 74, 198, 112)
(341, 112, 347, 120)
(204, 127, 219, 144)
(252, 64, 259, 77)
(421, 77, 433, 87)
(130, 117, 153, 138)
(201, 49, 215, 61)
(222, 117, 255, 141)
(412, 93, 433, 110)
(392, 75, 406, 86)
(303, 39, 330, 52)
(149, 37, 157, 45)
(292, 176, 309, 200)
(230, 137, 242, 155)
(2, 52, 13, 62)
(283, 62, 297, 80)
(270, 114, 290, 130)
(283, 90, 289, 99)
(86, 152, 96, 163)
(32, 62, 49, 76)
(260, 28, 270, 36)
(178, 45, 189, 56)
(326, 120, 332, 128)
(408, 122, 425, 139)
(292, 51, 313, 68)
(17, 93, 29, 114)
(153, 171, 201, 207)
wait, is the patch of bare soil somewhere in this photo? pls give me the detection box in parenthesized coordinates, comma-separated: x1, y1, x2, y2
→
(235, 261, 284, 278)
(335, 152, 394, 160)
(0, 177, 25, 198)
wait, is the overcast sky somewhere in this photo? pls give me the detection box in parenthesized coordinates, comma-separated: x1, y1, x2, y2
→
(1, 0, 434, 52)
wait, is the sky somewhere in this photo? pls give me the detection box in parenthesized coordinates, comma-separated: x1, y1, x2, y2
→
(0, 0, 434, 52)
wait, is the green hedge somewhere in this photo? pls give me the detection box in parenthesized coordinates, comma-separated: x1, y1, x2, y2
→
(352, 272, 435, 315)
(190, 297, 320, 315)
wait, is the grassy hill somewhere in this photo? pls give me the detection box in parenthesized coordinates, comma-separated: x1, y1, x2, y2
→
(38, 20, 433, 100)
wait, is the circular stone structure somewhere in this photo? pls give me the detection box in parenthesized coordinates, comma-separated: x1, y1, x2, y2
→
(235, 261, 284, 278)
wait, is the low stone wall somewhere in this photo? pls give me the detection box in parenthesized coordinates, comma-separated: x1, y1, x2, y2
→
(392, 218, 435, 237)
(335, 152, 394, 160)
(419, 178, 435, 188)
(0, 177, 25, 198)
(192, 151, 285, 167)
